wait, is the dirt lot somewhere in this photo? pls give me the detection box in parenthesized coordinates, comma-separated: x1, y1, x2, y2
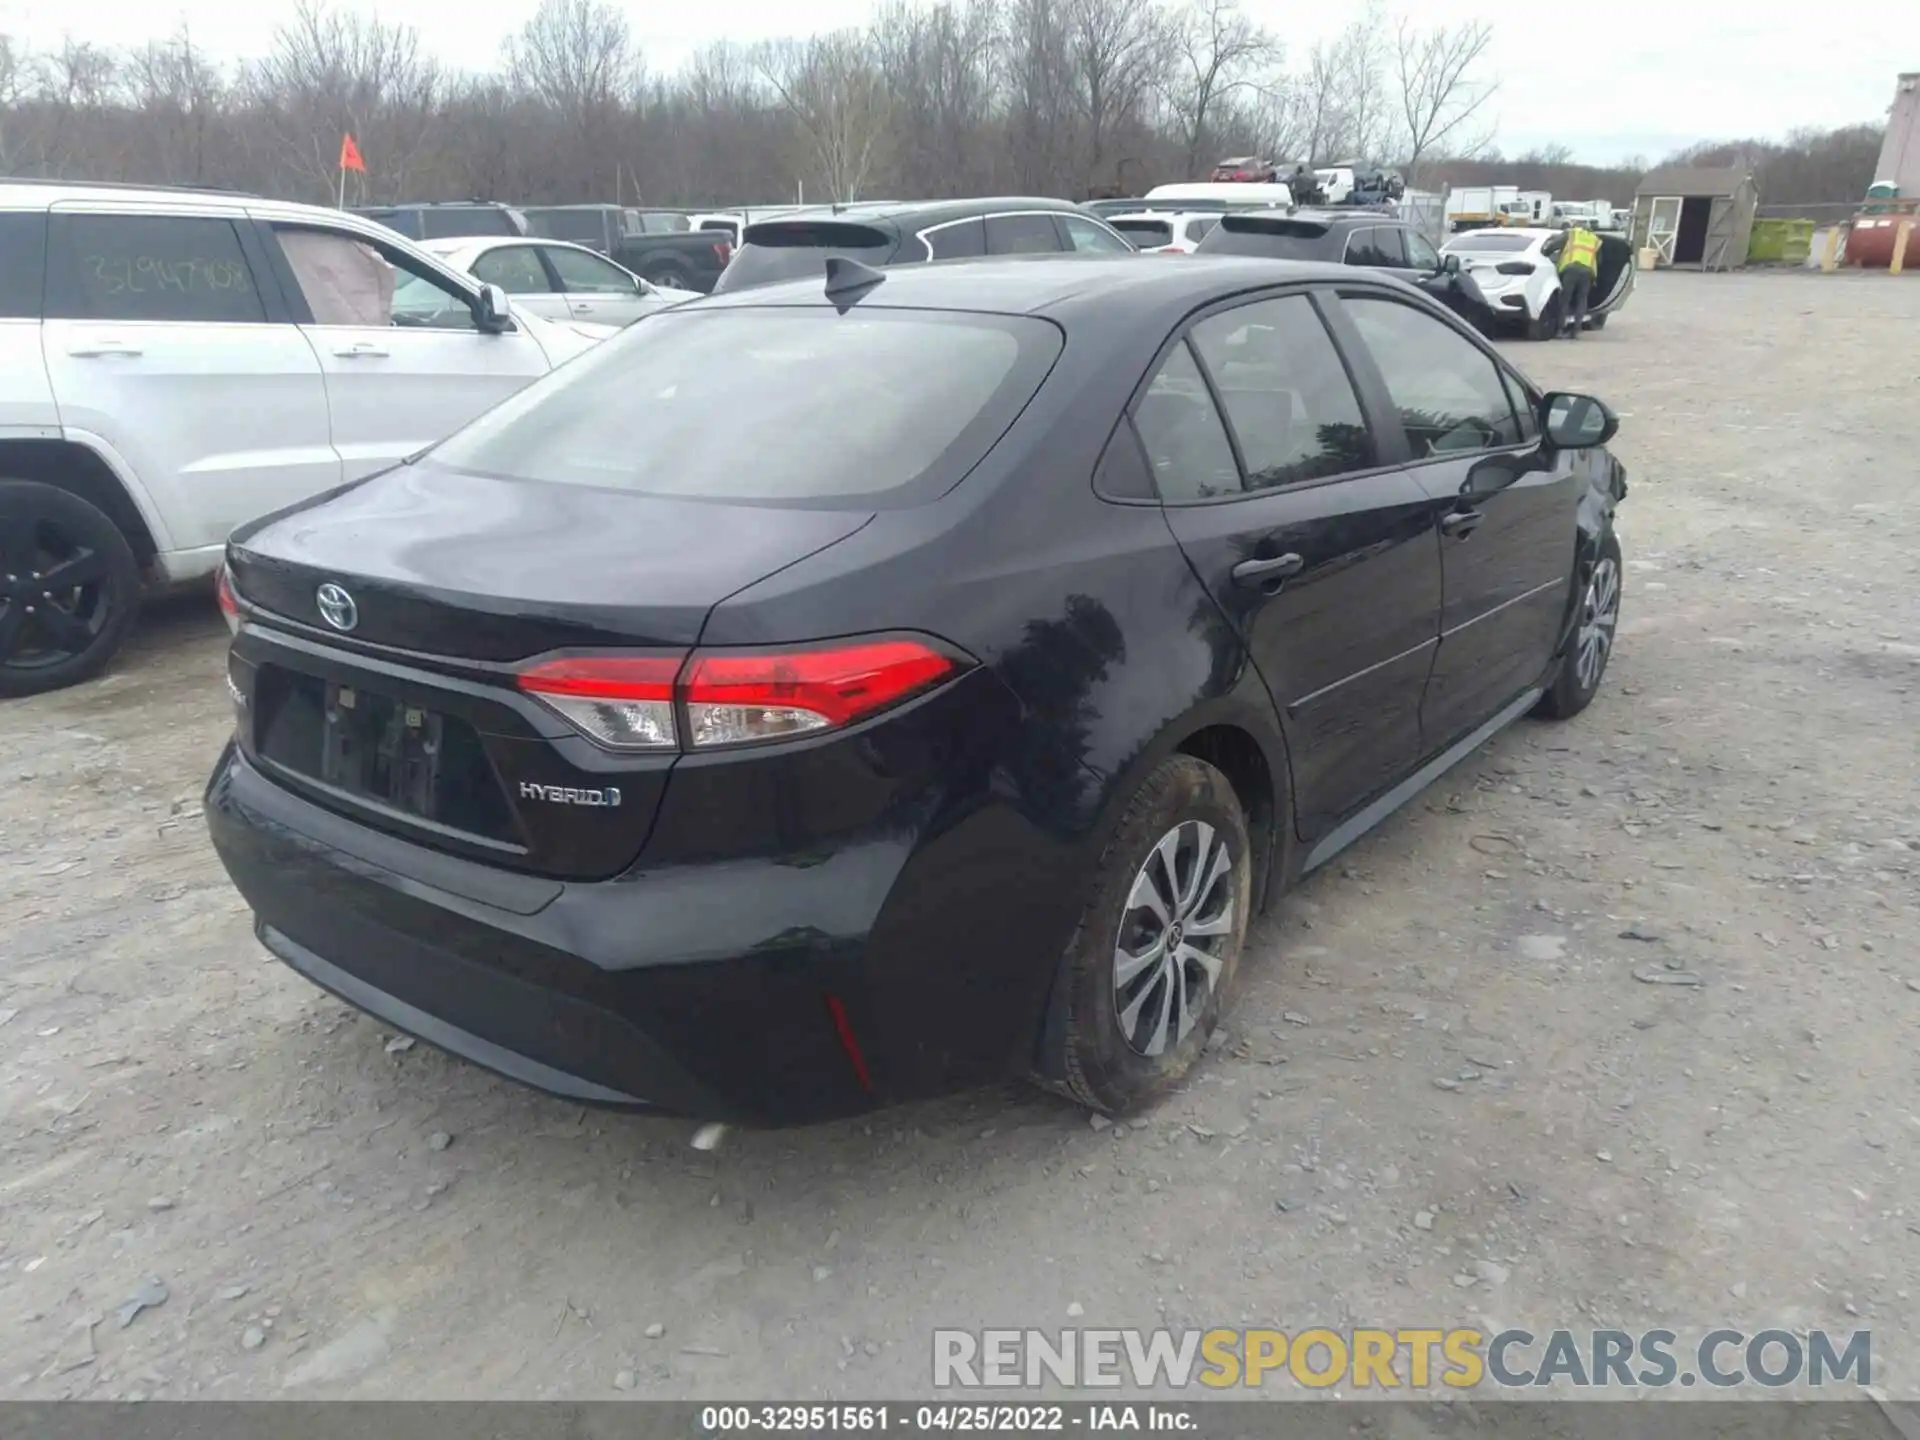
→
(2, 271, 1916, 1404)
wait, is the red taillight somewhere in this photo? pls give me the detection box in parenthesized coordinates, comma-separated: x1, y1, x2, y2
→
(516, 637, 962, 753)
(215, 564, 240, 634)
(682, 639, 957, 748)
(518, 654, 680, 751)
(712, 240, 732, 265)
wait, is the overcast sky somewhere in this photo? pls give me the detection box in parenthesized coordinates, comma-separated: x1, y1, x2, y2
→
(0, 0, 1899, 165)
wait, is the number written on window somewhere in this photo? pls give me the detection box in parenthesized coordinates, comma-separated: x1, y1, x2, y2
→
(56, 215, 265, 324)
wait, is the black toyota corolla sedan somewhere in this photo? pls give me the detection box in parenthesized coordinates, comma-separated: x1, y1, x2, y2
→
(207, 254, 1628, 1126)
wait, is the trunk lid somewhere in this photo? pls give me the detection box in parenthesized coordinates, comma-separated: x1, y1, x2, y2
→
(227, 461, 872, 881)
(229, 461, 872, 659)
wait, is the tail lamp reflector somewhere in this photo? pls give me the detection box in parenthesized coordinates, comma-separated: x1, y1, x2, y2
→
(517, 639, 959, 752)
(1496, 261, 1535, 275)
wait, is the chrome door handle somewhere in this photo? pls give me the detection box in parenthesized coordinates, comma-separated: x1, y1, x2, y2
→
(67, 342, 143, 358)
(332, 343, 390, 358)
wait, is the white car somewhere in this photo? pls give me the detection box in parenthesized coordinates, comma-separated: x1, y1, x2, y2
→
(1105, 211, 1222, 254)
(416, 236, 698, 328)
(1442, 227, 1575, 340)
(1142, 181, 1293, 210)
(1442, 227, 1635, 341)
(0, 180, 612, 697)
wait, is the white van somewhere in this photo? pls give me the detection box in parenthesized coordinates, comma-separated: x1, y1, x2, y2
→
(1143, 181, 1292, 209)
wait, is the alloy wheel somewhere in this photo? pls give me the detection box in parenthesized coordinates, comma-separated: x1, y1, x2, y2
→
(1112, 820, 1237, 1057)
(1575, 554, 1620, 692)
(0, 511, 113, 673)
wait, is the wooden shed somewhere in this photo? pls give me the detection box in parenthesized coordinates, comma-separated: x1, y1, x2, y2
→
(1631, 166, 1759, 270)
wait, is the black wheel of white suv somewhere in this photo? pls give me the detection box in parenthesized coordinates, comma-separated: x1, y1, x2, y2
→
(1038, 755, 1252, 1117)
(1535, 531, 1622, 721)
(0, 479, 142, 699)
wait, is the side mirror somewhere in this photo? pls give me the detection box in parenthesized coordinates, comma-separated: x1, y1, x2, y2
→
(1541, 391, 1618, 448)
(635, 274, 652, 296)
(1442, 253, 1462, 276)
(475, 282, 515, 334)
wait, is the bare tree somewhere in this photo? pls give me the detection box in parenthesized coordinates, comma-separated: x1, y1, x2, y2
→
(1165, 0, 1280, 172)
(0, 1, 1891, 218)
(1061, 0, 1171, 192)
(755, 31, 892, 202)
(505, 0, 638, 124)
(1328, 3, 1390, 162)
(1393, 16, 1495, 184)
(241, 1, 444, 202)
(127, 26, 227, 185)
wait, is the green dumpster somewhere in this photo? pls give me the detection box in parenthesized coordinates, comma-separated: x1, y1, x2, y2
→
(1747, 218, 1815, 264)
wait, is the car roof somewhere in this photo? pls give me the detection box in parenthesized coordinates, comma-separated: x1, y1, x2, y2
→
(747, 197, 1091, 233)
(1108, 210, 1222, 222)
(694, 253, 1366, 321)
(1449, 227, 1552, 243)
(0, 178, 255, 210)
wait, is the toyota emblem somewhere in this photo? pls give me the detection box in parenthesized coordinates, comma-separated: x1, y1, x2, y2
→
(315, 583, 359, 633)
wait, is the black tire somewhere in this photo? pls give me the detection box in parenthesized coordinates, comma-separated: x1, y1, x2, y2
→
(0, 479, 142, 699)
(1534, 531, 1622, 720)
(1528, 290, 1565, 341)
(1585, 313, 1608, 331)
(1037, 755, 1252, 1117)
(646, 261, 694, 290)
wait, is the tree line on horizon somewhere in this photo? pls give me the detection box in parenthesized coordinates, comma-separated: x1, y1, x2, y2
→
(0, 0, 1887, 211)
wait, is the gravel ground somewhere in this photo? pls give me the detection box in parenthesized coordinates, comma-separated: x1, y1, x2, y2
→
(1, 270, 1916, 1404)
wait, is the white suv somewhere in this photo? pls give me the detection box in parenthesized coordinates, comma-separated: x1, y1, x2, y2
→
(0, 180, 611, 697)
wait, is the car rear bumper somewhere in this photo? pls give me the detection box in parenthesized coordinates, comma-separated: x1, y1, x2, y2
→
(206, 738, 1076, 1126)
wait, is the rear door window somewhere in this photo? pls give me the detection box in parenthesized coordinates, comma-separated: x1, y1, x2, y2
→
(1189, 294, 1374, 488)
(1343, 228, 1384, 267)
(49, 213, 268, 324)
(924, 219, 985, 260)
(1058, 215, 1132, 253)
(432, 308, 1062, 508)
(1369, 227, 1409, 267)
(1131, 342, 1243, 503)
(985, 212, 1063, 255)
(0, 211, 47, 318)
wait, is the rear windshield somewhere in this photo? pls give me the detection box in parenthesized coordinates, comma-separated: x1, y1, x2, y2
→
(1113, 220, 1173, 247)
(633, 212, 691, 234)
(1448, 234, 1532, 253)
(715, 222, 895, 293)
(431, 308, 1061, 508)
(417, 208, 518, 239)
(527, 210, 609, 245)
(1196, 216, 1329, 259)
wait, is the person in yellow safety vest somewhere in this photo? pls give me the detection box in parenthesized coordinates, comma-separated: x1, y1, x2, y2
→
(1557, 224, 1602, 339)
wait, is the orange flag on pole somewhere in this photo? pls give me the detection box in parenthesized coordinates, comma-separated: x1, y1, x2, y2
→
(338, 133, 366, 173)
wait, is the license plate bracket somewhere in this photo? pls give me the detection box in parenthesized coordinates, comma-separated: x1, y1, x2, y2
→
(321, 682, 445, 817)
